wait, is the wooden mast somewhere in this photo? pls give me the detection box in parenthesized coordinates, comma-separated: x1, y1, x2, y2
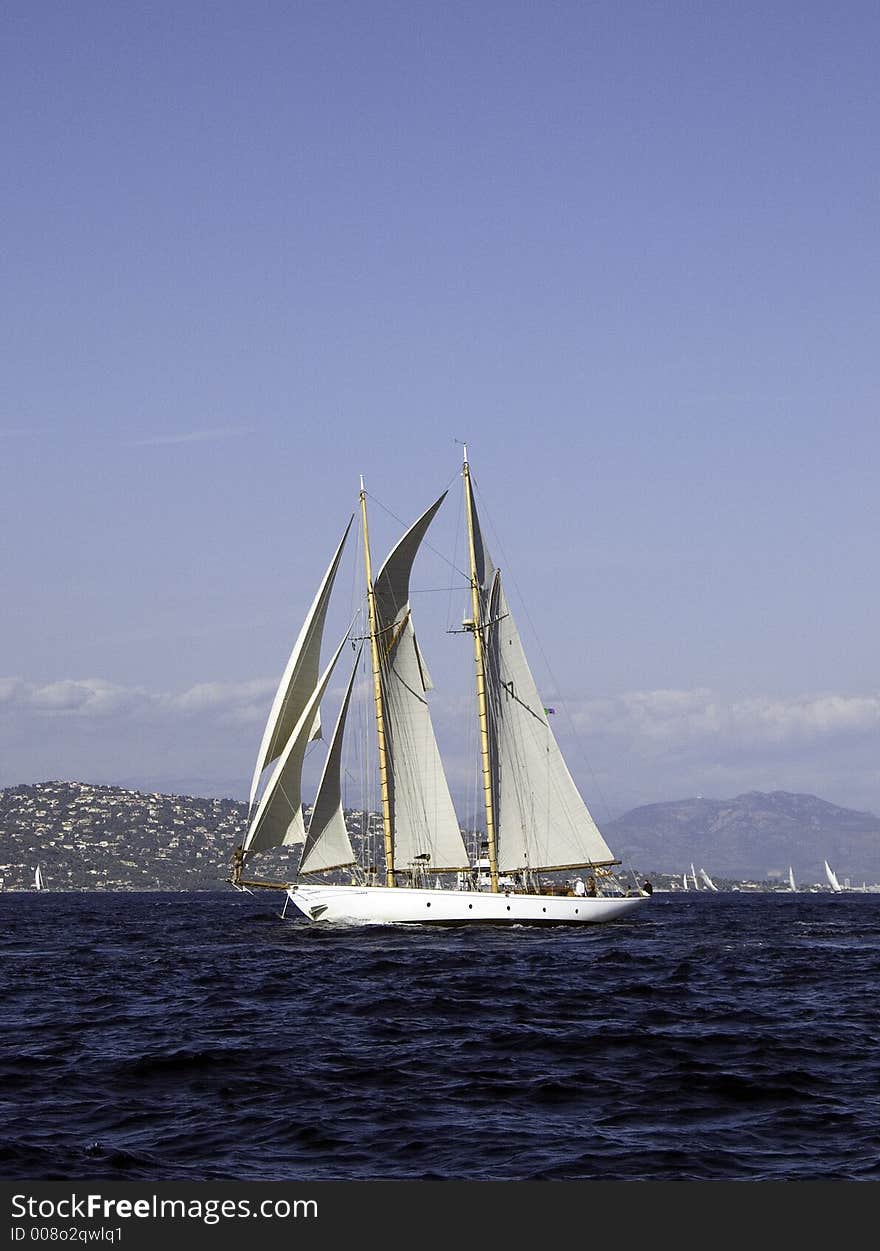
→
(462, 448, 499, 894)
(359, 476, 395, 888)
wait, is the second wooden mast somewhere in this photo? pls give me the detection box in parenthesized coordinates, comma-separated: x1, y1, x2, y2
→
(359, 477, 396, 888)
(462, 449, 499, 894)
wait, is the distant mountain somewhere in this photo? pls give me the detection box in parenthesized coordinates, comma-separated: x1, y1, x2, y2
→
(605, 790, 880, 884)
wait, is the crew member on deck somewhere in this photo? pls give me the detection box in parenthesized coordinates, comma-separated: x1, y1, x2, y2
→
(586, 875, 597, 897)
(231, 844, 244, 885)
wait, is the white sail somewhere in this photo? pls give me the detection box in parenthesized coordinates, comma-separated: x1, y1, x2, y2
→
(824, 859, 842, 892)
(691, 863, 699, 890)
(788, 866, 797, 892)
(485, 573, 615, 872)
(248, 519, 352, 811)
(373, 495, 470, 872)
(298, 649, 362, 875)
(34, 865, 44, 891)
(682, 872, 689, 890)
(243, 631, 350, 854)
(699, 868, 718, 891)
(466, 490, 614, 873)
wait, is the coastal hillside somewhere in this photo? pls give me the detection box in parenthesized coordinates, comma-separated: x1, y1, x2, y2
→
(2, 781, 879, 889)
(605, 790, 880, 885)
(0, 781, 246, 891)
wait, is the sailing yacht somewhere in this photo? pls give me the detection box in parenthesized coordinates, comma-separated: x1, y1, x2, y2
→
(824, 860, 843, 893)
(233, 451, 649, 926)
(788, 866, 797, 892)
(34, 865, 44, 891)
(698, 868, 719, 892)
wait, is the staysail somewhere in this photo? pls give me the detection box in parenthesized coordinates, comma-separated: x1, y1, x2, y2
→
(466, 481, 615, 873)
(372, 494, 470, 872)
(248, 519, 353, 812)
(243, 631, 351, 854)
(298, 647, 362, 875)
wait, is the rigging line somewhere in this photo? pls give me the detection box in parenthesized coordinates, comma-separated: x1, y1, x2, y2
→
(499, 678, 546, 725)
(362, 481, 473, 587)
(447, 463, 466, 635)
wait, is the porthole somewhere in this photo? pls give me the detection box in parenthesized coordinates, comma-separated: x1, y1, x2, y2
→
(507, 905, 511, 911)
(543, 907, 547, 913)
(426, 902, 431, 908)
(468, 903, 473, 909)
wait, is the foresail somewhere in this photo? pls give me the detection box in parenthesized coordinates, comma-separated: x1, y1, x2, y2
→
(373, 493, 470, 872)
(243, 630, 350, 855)
(485, 572, 616, 872)
(248, 518, 353, 811)
(298, 647, 362, 875)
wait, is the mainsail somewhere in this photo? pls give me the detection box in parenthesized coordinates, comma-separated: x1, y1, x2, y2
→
(466, 479, 615, 873)
(788, 866, 797, 892)
(699, 868, 718, 892)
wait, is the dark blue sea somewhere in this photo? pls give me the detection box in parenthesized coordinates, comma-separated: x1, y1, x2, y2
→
(2, 890, 879, 1183)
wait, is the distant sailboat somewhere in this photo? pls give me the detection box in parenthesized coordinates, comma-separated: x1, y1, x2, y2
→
(681, 872, 689, 891)
(698, 868, 719, 892)
(34, 865, 44, 891)
(788, 866, 797, 892)
(824, 860, 843, 893)
(690, 863, 699, 891)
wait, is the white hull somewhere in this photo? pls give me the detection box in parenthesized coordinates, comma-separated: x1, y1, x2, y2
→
(286, 882, 648, 926)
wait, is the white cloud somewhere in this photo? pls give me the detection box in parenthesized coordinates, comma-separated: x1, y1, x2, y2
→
(568, 688, 880, 750)
(29, 679, 142, 715)
(126, 427, 253, 447)
(165, 680, 274, 723)
(0, 677, 27, 704)
(2, 675, 880, 811)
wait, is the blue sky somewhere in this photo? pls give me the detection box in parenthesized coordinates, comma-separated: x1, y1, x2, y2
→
(2, 1, 879, 821)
